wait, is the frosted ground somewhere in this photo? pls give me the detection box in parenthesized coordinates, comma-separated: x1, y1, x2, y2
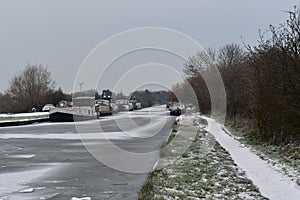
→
(139, 114, 300, 200)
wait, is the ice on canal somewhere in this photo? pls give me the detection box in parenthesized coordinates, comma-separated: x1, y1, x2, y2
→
(0, 165, 57, 200)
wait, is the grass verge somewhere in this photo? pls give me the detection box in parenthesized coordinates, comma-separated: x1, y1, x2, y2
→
(138, 115, 267, 200)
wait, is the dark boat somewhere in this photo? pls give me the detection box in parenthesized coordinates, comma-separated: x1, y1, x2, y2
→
(49, 97, 97, 122)
(49, 108, 97, 122)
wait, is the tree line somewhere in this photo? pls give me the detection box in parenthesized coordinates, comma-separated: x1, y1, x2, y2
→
(0, 64, 71, 113)
(0, 64, 170, 113)
(176, 6, 300, 145)
(131, 89, 169, 108)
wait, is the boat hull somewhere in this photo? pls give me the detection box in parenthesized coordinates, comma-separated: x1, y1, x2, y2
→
(49, 109, 96, 122)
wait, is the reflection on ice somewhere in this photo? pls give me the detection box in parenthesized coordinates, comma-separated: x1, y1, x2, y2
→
(0, 166, 54, 200)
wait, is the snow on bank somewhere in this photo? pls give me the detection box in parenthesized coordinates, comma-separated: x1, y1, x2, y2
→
(201, 116, 300, 200)
(0, 112, 49, 123)
(0, 132, 130, 140)
(0, 112, 48, 118)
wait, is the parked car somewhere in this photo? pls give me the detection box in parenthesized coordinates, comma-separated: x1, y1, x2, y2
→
(116, 99, 134, 111)
(169, 102, 185, 116)
(42, 104, 55, 112)
(110, 102, 119, 114)
(95, 99, 112, 117)
(130, 100, 142, 110)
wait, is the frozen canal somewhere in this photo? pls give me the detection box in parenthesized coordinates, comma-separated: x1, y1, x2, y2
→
(0, 106, 175, 200)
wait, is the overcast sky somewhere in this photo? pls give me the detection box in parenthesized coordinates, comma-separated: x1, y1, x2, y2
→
(0, 0, 298, 94)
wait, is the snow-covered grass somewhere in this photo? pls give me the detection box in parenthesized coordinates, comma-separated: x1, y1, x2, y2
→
(139, 115, 267, 200)
(0, 112, 49, 123)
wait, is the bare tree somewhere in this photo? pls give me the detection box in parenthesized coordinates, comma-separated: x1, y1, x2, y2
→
(181, 5, 299, 145)
(217, 44, 244, 67)
(216, 44, 250, 123)
(115, 91, 127, 100)
(245, 6, 300, 144)
(183, 49, 216, 77)
(5, 64, 55, 112)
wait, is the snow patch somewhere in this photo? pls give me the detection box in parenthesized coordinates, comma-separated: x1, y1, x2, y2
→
(71, 197, 91, 200)
(6, 154, 35, 159)
(19, 188, 34, 193)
